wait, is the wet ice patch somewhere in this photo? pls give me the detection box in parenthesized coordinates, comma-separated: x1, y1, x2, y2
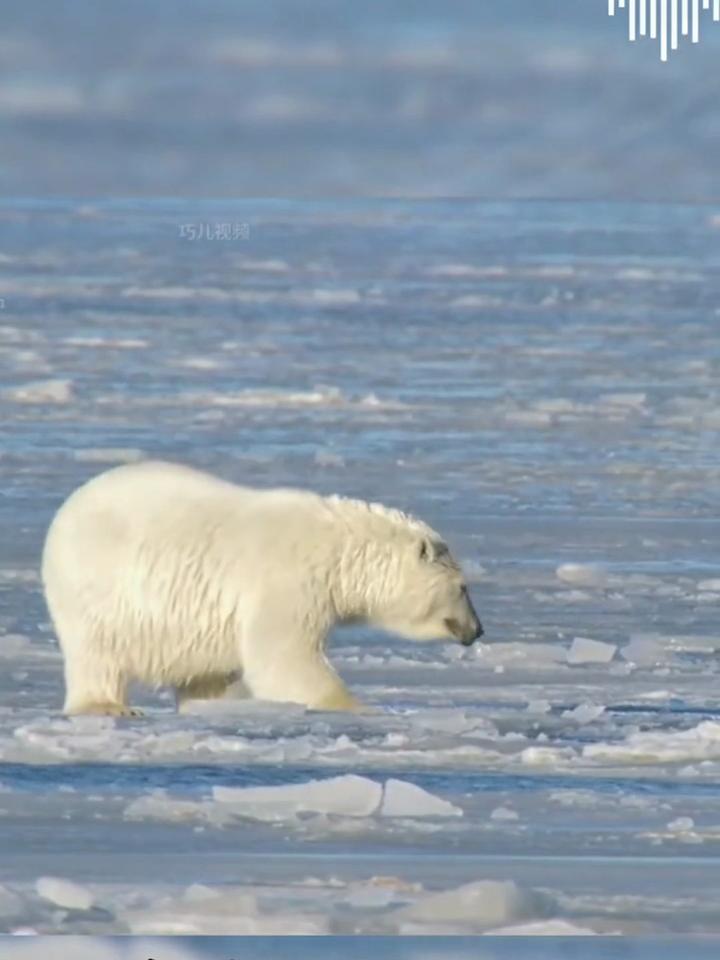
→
(698, 579, 720, 592)
(599, 392, 647, 409)
(667, 816, 695, 833)
(621, 634, 669, 666)
(8, 717, 198, 763)
(0, 634, 35, 657)
(236, 258, 290, 273)
(562, 703, 606, 724)
(314, 448, 346, 468)
(2, 378, 73, 403)
(0, 884, 23, 919)
(461, 559, 487, 581)
(63, 336, 147, 349)
(556, 563, 608, 588)
(0, 941, 204, 960)
(121, 893, 330, 935)
(584, 721, 720, 765)
(124, 791, 214, 825)
(394, 879, 550, 933)
(485, 918, 599, 936)
(526, 700, 552, 715)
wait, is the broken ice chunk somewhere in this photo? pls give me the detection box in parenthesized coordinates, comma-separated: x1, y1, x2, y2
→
(526, 700, 552, 715)
(698, 579, 720, 592)
(380, 779, 462, 818)
(36, 876, 94, 911)
(567, 637, 616, 665)
(212, 774, 383, 818)
(667, 816, 695, 833)
(395, 879, 548, 928)
(562, 703, 606, 724)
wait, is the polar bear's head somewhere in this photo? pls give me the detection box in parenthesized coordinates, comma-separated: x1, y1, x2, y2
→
(374, 532, 484, 646)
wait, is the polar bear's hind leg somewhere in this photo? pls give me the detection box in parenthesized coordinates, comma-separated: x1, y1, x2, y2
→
(174, 673, 235, 711)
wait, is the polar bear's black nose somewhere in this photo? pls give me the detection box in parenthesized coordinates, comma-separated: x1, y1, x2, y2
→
(446, 617, 484, 645)
(461, 619, 484, 645)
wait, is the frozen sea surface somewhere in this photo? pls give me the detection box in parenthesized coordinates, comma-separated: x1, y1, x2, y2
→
(1, 199, 720, 939)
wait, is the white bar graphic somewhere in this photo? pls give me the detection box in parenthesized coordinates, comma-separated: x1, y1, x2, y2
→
(608, 0, 719, 57)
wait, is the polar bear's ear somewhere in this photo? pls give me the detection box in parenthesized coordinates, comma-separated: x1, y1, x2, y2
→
(419, 538, 449, 563)
(418, 538, 432, 561)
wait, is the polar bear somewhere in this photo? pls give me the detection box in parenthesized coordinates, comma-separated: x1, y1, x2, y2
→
(41, 461, 483, 716)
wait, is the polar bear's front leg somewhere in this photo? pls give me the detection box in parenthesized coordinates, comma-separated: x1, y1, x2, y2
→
(243, 649, 362, 711)
(62, 649, 138, 717)
(240, 612, 363, 712)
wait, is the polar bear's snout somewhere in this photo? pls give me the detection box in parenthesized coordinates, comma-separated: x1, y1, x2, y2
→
(445, 615, 484, 646)
(461, 618, 484, 645)
(444, 593, 484, 646)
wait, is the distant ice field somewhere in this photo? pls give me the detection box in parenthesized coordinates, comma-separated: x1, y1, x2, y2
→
(2, 0, 720, 199)
(1, 199, 720, 937)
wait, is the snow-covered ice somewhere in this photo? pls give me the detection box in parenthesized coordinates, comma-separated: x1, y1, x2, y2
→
(1, 199, 720, 941)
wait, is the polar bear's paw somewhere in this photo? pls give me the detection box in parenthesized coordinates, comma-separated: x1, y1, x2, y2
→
(66, 702, 144, 718)
(311, 688, 368, 713)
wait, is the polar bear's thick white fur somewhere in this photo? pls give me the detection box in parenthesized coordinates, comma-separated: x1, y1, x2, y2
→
(42, 461, 483, 716)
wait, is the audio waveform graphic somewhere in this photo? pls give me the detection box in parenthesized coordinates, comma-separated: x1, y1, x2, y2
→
(608, 0, 720, 59)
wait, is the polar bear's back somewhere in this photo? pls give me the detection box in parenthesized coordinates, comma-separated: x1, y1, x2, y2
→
(52, 460, 251, 522)
(42, 461, 325, 584)
(45, 461, 231, 573)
